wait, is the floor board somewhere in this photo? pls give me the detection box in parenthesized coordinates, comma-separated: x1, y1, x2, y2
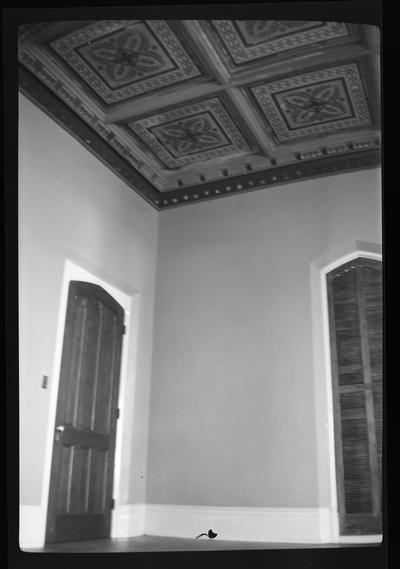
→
(24, 534, 378, 553)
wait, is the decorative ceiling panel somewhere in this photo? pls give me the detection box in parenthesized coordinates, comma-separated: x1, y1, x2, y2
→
(251, 63, 372, 143)
(50, 20, 203, 103)
(210, 20, 350, 65)
(127, 96, 253, 169)
(18, 19, 381, 210)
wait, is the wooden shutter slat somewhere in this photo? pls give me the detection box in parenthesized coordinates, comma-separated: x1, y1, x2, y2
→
(341, 416, 372, 513)
(372, 384, 382, 511)
(340, 390, 373, 514)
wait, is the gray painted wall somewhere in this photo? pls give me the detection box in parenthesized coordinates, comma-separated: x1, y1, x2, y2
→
(146, 169, 381, 508)
(18, 91, 381, 511)
(19, 94, 158, 506)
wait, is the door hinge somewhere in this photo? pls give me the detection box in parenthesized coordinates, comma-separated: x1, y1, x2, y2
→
(122, 324, 126, 335)
(111, 498, 115, 510)
(116, 408, 120, 419)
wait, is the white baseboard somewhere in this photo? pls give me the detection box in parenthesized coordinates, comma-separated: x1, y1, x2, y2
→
(145, 504, 337, 543)
(111, 503, 146, 538)
(19, 503, 383, 546)
(318, 506, 338, 542)
(19, 505, 46, 549)
(338, 535, 383, 544)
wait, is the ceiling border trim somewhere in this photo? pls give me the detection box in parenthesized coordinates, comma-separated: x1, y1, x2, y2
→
(155, 148, 381, 209)
(19, 64, 381, 211)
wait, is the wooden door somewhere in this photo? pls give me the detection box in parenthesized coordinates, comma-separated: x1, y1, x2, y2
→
(327, 257, 382, 535)
(46, 281, 125, 543)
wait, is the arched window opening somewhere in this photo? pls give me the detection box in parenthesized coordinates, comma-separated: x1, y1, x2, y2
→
(327, 257, 382, 535)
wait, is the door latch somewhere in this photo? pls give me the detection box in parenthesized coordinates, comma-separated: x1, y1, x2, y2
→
(55, 424, 65, 441)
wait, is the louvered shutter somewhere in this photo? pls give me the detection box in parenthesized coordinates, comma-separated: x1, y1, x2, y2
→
(327, 257, 382, 535)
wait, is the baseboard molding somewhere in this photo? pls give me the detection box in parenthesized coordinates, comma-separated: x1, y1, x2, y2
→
(111, 504, 146, 538)
(19, 505, 46, 549)
(19, 503, 383, 546)
(338, 535, 383, 544)
(145, 504, 337, 543)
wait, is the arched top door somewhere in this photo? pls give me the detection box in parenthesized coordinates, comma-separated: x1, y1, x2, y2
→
(327, 257, 382, 536)
(46, 281, 125, 543)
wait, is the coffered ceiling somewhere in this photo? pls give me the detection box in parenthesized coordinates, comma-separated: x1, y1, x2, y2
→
(18, 19, 381, 210)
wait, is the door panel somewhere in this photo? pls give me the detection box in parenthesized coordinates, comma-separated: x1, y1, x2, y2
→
(46, 281, 124, 543)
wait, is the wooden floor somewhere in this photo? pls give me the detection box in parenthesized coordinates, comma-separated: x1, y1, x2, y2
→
(24, 534, 376, 553)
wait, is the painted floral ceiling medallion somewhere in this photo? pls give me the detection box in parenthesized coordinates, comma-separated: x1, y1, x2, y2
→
(251, 63, 372, 143)
(128, 97, 253, 169)
(50, 20, 202, 103)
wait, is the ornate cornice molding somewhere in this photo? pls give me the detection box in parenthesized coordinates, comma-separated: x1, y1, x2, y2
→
(19, 64, 381, 211)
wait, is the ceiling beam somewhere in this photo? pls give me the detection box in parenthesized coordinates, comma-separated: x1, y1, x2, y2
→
(104, 82, 226, 124)
(227, 43, 374, 87)
(181, 20, 232, 84)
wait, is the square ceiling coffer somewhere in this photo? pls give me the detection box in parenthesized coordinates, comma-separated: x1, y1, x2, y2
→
(128, 97, 252, 169)
(50, 20, 202, 103)
(251, 63, 372, 143)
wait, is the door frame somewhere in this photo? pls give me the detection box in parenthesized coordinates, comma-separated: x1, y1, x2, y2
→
(310, 244, 382, 544)
(39, 258, 138, 546)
